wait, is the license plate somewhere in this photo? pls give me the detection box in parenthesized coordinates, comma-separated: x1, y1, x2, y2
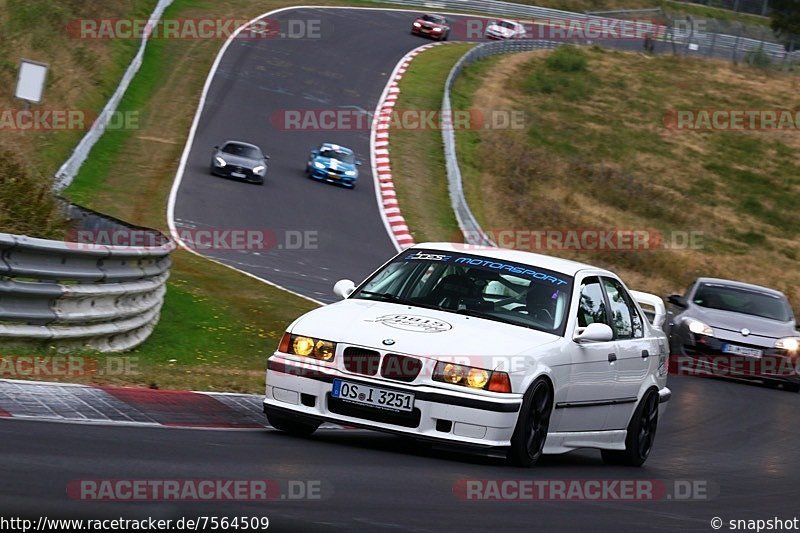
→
(231, 172, 245, 178)
(331, 379, 414, 412)
(722, 344, 763, 357)
(328, 173, 339, 179)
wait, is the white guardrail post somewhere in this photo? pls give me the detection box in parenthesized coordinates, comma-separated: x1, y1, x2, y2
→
(0, 205, 174, 352)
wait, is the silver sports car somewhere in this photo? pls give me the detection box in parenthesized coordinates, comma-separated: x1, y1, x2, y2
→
(666, 277, 800, 391)
(210, 140, 269, 185)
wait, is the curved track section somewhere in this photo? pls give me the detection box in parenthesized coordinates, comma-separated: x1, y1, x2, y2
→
(2, 377, 799, 530)
(171, 8, 481, 303)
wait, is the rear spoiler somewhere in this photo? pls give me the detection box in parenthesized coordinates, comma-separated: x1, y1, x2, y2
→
(630, 290, 666, 330)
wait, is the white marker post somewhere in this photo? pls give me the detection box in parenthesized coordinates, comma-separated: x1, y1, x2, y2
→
(15, 59, 49, 110)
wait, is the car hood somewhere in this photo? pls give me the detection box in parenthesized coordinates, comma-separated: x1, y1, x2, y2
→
(487, 25, 515, 36)
(312, 156, 356, 173)
(685, 304, 797, 339)
(417, 19, 443, 28)
(289, 299, 561, 365)
(216, 153, 262, 168)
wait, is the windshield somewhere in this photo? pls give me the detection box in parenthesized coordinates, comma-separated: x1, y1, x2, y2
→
(319, 148, 355, 164)
(693, 283, 792, 322)
(421, 15, 445, 24)
(221, 143, 261, 159)
(498, 21, 517, 29)
(351, 249, 574, 335)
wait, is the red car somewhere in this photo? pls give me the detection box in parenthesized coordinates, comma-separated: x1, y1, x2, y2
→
(411, 14, 450, 41)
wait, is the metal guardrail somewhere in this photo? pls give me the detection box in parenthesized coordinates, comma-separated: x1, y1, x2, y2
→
(53, 0, 175, 191)
(374, 0, 797, 63)
(0, 205, 174, 352)
(442, 39, 559, 246)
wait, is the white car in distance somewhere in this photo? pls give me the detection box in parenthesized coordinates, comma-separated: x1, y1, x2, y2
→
(264, 243, 671, 467)
(485, 19, 528, 40)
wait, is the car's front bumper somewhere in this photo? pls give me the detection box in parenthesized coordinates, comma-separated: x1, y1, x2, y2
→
(412, 26, 445, 39)
(264, 355, 523, 449)
(308, 168, 356, 187)
(211, 165, 264, 183)
(672, 336, 800, 385)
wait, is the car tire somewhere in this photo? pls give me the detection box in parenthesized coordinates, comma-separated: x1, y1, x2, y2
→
(601, 389, 659, 467)
(441, 31, 448, 41)
(266, 411, 320, 437)
(507, 377, 552, 467)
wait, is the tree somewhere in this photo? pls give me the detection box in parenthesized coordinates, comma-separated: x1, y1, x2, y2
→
(769, 0, 800, 51)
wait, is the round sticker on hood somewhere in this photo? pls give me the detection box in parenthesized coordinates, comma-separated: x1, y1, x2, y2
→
(370, 314, 452, 333)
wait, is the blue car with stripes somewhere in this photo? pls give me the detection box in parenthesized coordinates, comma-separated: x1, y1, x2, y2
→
(306, 143, 361, 189)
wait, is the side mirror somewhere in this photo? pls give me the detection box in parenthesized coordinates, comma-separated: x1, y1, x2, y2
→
(213, 145, 219, 150)
(667, 294, 687, 308)
(311, 149, 319, 156)
(264, 155, 270, 160)
(355, 160, 363, 166)
(333, 279, 355, 300)
(573, 323, 614, 343)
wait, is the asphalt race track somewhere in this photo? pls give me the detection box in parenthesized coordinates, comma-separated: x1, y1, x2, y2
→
(172, 8, 482, 303)
(2, 376, 799, 531)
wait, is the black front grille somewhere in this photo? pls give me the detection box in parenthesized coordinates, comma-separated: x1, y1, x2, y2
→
(343, 347, 380, 376)
(327, 394, 421, 428)
(380, 354, 422, 382)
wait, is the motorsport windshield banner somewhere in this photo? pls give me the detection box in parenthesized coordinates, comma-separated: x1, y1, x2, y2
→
(400, 249, 572, 289)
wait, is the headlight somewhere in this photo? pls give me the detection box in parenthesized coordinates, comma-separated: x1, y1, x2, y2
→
(313, 161, 326, 169)
(214, 156, 226, 167)
(433, 361, 511, 393)
(253, 165, 265, 175)
(775, 337, 800, 352)
(413, 22, 421, 27)
(683, 317, 714, 336)
(344, 170, 356, 176)
(433, 27, 442, 32)
(467, 368, 489, 388)
(279, 332, 336, 361)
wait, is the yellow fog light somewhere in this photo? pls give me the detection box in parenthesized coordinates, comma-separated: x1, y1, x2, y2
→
(443, 363, 464, 384)
(292, 336, 315, 356)
(467, 368, 489, 389)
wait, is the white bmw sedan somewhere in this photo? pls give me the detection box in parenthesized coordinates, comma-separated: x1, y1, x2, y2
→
(264, 243, 671, 467)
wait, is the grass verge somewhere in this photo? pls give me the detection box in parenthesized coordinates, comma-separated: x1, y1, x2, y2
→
(452, 45, 800, 309)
